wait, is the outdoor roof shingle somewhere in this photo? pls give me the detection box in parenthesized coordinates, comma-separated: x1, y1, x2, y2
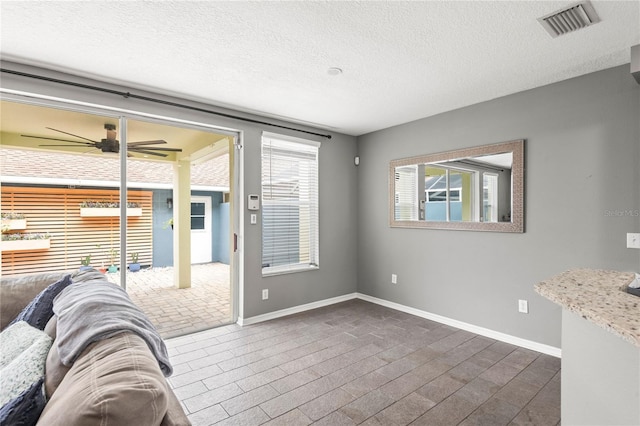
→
(0, 147, 229, 189)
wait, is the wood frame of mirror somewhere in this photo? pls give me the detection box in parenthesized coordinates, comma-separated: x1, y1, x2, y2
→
(389, 139, 524, 232)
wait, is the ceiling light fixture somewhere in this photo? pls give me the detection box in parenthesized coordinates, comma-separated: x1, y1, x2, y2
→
(327, 67, 343, 76)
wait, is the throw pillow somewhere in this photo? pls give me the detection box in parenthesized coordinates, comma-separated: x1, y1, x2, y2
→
(0, 272, 69, 330)
(0, 321, 52, 425)
(0, 378, 47, 426)
(9, 274, 72, 330)
(0, 321, 48, 369)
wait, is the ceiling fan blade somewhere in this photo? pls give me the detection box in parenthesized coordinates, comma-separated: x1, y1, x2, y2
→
(22, 135, 96, 145)
(128, 148, 168, 157)
(127, 140, 167, 146)
(128, 147, 183, 152)
(38, 144, 94, 147)
(46, 127, 97, 143)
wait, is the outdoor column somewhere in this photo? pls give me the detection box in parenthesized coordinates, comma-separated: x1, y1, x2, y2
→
(173, 160, 191, 289)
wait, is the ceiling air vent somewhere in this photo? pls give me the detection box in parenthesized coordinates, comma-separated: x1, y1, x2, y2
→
(538, 1, 600, 38)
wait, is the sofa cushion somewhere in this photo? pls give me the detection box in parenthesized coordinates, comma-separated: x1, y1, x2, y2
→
(43, 315, 57, 340)
(0, 272, 69, 331)
(37, 332, 169, 426)
(9, 275, 72, 330)
(0, 321, 52, 425)
(44, 343, 70, 399)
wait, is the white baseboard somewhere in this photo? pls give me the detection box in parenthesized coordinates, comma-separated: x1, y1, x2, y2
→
(356, 293, 561, 358)
(238, 292, 358, 326)
(237, 291, 561, 358)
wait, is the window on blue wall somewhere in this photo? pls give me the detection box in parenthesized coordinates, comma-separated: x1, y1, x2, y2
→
(427, 189, 461, 202)
(191, 202, 205, 230)
(261, 132, 320, 276)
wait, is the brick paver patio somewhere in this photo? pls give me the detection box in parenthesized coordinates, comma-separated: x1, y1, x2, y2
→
(106, 262, 232, 339)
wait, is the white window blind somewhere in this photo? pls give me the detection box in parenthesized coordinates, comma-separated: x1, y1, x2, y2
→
(261, 132, 320, 275)
(394, 165, 418, 221)
(483, 173, 499, 223)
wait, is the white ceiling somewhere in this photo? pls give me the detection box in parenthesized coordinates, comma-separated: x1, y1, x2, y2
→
(1, 1, 638, 136)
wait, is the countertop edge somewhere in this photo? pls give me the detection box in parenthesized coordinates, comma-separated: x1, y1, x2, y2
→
(535, 269, 639, 348)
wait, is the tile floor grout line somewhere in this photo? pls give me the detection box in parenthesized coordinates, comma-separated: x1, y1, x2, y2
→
(167, 300, 560, 425)
(503, 358, 560, 426)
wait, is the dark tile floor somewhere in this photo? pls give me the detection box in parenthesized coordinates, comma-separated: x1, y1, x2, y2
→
(166, 299, 561, 425)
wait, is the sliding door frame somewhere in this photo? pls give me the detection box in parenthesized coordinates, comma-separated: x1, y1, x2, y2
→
(0, 91, 242, 324)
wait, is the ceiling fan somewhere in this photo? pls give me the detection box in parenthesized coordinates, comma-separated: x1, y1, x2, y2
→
(22, 124, 182, 157)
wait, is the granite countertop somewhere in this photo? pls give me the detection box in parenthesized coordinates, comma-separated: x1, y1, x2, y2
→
(535, 268, 640, 347)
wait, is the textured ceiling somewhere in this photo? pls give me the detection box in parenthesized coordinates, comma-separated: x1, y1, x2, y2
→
(1, 1, 638, 136)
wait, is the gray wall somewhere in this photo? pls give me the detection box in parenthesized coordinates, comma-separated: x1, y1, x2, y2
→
(357, 65, 640, 348)
(0, 61, 359, 320)
(240, 127, 358, 318)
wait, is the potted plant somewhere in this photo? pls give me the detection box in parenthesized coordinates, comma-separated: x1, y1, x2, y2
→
(93, 244, 107, 273)
(80, 255, 92, 271)
(107, 247, 118, 273)
(129, 252, 141, 272)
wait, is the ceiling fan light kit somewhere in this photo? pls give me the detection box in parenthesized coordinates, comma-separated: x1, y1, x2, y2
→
(22, 123, 182, 157)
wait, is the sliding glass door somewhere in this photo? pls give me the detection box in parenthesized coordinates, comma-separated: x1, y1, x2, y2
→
(1, 98, 237, 338)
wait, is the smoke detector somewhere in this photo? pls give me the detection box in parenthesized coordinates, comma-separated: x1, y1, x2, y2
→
(538, 1, 600, 38)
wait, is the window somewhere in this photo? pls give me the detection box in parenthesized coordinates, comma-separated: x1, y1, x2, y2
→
(191, 202, 205, 230)
(394, 165, 418, 221)
(427, 189, 461, 202)
(424, 167, 470, 221)
(483, 173, 498, 222)
(261, 132, 320, 275)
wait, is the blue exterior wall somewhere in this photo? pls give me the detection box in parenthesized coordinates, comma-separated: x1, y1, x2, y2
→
(152, 189, 175, 267)
(152, 189, 229, 267)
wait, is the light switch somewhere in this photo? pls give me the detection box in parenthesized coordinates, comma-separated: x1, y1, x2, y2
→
(518, 299, 529, 314)
(627, 233, 640, 249)
(250, 214, 257, 225)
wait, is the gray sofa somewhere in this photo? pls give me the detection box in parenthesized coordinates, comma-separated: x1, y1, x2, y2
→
(0, 269, 190, 426)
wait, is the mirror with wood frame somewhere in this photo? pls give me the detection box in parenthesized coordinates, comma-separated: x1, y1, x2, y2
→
(389, 139, 524, 232)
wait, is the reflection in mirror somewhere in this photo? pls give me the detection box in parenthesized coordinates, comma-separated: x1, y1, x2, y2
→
(390, 140, 524, 232)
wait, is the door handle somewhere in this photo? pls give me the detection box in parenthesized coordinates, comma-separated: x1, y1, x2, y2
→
(234, 233, 238, 252)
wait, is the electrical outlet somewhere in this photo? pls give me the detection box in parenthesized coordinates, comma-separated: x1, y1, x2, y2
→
(251, 214, 257, 225)
(262, 289, 269, 300)
(627, 233, 640, 249)
(391, 274, 397, 284)
(518, 299, 529, 314)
